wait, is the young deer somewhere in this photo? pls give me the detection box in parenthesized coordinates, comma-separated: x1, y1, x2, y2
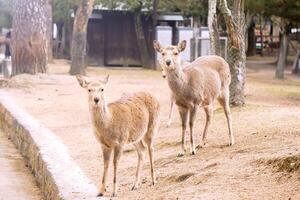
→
(76, 75, 160, 197)
(154, 40, 234, 156)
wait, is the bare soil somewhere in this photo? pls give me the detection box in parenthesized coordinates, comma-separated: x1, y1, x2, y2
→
(2, 58, 300, 199)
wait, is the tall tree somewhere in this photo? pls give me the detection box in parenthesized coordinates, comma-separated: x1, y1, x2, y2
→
(11, 0, 49, 75)
(69, 0, 95, 75)
(219, 0, 246, 106)
(208, 0, 220, 55)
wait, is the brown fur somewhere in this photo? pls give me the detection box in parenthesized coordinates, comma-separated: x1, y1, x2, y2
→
(76, 75, 160, 197)
(154, 40, 234, 156)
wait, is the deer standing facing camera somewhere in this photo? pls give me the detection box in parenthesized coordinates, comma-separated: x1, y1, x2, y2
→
(76, 75, 160, 197)
(154, 40, 234, 156)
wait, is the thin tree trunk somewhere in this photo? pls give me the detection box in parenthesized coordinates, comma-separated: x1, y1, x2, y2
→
(259, 15, 263, 56)
(69, 0, 95, 75)
(247, 20, 256, 56)
(46, 0, 53, 62)
(11, 0, 48, 76)
(134, 9, 152, 69)
(276, 21, 288, 79)
(219, 0, 246, 106)
(208, 0, 220, 55)
(151, 0, 159, 68)
(292, 50, 300, 74)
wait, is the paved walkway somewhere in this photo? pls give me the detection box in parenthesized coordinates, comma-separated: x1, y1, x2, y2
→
(0, 131, 43, 200)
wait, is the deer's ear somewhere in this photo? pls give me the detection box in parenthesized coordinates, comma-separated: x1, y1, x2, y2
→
(76, 75, 89, 88)
(178, 40, 186, 52)
(153, 40, 162, 52)
(102, 74, 110, 85)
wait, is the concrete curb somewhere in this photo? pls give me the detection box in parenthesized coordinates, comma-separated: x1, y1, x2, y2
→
(0, 90, 100, 200)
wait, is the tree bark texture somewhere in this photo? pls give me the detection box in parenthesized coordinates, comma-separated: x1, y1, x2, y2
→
(276, 22, 288, 79)
(69, 0, 95, 75)
(208, 0, 220, 55)
(11, 0, 48, 76)
(219, 0, 246, 106)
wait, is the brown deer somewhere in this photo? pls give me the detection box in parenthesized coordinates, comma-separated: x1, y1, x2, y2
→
(154, 40, 234, 156)
(76, 75, 160, 197)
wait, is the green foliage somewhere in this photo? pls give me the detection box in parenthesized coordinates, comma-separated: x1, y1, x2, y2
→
(95, 0, 208, 19)
(0, 0, 12, 29)
(245, 0, 300, 23)
(52, 0, 80, 23)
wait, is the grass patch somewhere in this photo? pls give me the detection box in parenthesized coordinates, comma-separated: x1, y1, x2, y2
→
(250, 81, 300, 98)
(258, 155, 300, 173)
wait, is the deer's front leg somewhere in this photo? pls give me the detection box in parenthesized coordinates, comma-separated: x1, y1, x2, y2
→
(189, 106, 198, 155)
(98, 145, 112, 197)
(112, 145, 123, 197)
(178, 106, 189, 157)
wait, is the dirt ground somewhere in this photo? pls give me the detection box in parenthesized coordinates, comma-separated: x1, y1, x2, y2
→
(2, 58, 300, 199)
(0, 131, 43, 200)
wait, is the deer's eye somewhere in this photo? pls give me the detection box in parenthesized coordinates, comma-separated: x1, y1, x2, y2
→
(101, 88, 104, 92)
(162, 52, 165, 56)
(88, 89, 91, 92)
(174, 52, 178, 55)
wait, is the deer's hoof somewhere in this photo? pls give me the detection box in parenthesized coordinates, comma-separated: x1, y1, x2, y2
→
(177, 153, 184, 157)
(131, 185, 139, 191)
(191, 150, 196, 155)
(97, 193, 103, 197)
(112, 192, 117, 197)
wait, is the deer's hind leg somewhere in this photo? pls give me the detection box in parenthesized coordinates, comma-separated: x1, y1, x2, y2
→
(202, 104, 213, 146)
(144, 111, 159, 186)
(218, 87, 234, 146)
(132, 141, 146, 190)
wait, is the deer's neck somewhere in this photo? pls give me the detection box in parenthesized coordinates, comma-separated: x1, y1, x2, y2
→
(166, 67, 187, 94)
(90, 99, 111, 129)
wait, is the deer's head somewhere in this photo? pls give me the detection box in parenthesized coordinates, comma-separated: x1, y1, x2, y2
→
(153, 40, 186, 72)
(76, 75, 110, 107)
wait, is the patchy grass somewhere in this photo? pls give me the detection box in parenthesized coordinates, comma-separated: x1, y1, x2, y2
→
(165, 173, 195, 183)
(257, 155, 300, 173)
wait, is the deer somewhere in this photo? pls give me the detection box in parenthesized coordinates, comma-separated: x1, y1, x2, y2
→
(154, 40, 234, 156)
(76, 75, 160, 197)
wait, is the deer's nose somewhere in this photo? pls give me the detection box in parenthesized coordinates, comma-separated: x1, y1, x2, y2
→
(94, 97, 99, 104)
(166, 60, 171, 66)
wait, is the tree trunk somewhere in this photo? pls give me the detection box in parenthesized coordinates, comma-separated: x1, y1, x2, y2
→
(276, 21, 288, 79)
(208, 0, 220, 55)
(11, 0, 48, 76)
(151, 0, 159, 68)
(46, 1, 53, 62)
(134, 10, 152, 69)
(247, 20, 256, 56)
(291, 50, 300, 74)
(219, 0, 246, 106)
(69, 0, 95, 75)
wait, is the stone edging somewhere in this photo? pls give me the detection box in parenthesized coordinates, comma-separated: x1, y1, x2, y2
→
(0, 90, 100, 200)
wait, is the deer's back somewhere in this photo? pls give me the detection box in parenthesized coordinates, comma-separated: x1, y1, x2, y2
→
(105, 92, 159, 144)
(192, 55, 231, 88)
